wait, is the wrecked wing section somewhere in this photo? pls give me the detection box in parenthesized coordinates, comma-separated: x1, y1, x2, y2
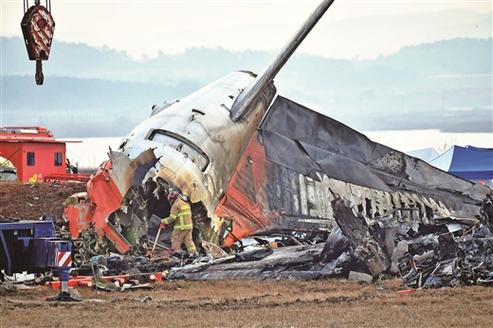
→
(216, 96, 490, 246)
(261, 96, 490, 216)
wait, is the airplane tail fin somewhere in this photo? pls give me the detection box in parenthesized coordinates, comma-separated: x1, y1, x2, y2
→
(230, 0, 336, 121)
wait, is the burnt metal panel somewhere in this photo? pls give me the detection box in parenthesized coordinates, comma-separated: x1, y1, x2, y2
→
(261, 96, 491, 218)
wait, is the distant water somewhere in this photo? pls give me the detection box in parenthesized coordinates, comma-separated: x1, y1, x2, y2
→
(63, 130, 493, 170)
(63, 137, 121, 170)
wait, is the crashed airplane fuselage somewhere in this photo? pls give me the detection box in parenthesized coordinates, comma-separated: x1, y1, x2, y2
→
(64, 0, 491, 256)
(121, 71, 275, 217)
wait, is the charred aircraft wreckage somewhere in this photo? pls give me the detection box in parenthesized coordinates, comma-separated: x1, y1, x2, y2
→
(64, 0, 492, 286)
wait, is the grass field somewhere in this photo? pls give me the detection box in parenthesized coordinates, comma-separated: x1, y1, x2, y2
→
(1, 279, 492, 327)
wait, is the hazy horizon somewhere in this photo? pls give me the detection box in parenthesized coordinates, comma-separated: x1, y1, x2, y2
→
(1, 1, 491, 59)
(1, 2, 492, 138)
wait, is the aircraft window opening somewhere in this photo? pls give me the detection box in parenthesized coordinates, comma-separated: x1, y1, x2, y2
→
(147, 129, 210, 172)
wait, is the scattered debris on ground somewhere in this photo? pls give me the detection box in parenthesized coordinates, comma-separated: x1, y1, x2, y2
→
(329, 197, 493, 288)
(151, 196, 492, 289)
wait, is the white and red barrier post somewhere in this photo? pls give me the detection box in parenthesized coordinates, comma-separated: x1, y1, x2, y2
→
(47, 240, 81, 302)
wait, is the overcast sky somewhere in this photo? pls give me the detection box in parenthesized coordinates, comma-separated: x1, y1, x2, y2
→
(1, 0, 491, 59)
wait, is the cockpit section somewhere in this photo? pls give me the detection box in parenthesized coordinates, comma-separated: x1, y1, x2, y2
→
(147, 129, 210, 172)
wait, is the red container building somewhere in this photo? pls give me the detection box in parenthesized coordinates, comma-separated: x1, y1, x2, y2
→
(0, 126, 80, 182)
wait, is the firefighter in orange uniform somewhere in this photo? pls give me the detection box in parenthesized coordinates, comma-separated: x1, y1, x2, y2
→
(161, 191, 197, 255)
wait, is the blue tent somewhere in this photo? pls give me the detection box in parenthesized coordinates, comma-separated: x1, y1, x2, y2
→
(429, 145, 493, 180)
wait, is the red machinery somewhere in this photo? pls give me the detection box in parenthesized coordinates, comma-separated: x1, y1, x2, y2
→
(0, 126, 89, 183)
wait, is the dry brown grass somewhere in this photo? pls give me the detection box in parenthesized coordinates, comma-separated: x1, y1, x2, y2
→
(1, 279, 492, 327)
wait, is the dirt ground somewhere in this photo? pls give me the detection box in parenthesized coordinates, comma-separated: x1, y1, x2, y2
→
(1, 182, 492, 327)
(0, 279, 491, 327)
(0, 182, 86, 220)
